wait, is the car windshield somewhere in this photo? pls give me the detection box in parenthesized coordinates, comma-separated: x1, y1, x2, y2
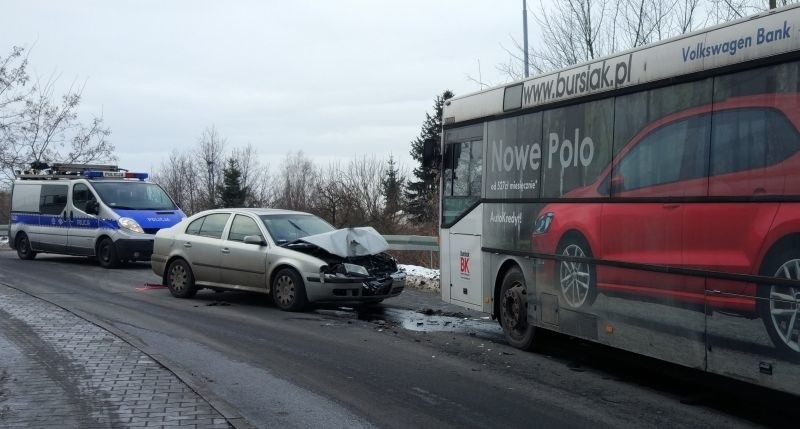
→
(90, 182, 177, 210)
(259, 214, 335, 244)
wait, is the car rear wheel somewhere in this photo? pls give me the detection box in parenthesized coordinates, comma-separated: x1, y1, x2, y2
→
(16, 233, 37, 260)
(166, 259, 197, 299)
(557, 235, 597, 309)
(759, 248, 800, 358)
(97, 238, 120, 268)
(499, 266, 536, 350)
(272, 268, 308, 312)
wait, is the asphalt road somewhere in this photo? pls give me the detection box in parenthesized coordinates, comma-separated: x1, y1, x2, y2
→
(0, 250, 794, 428)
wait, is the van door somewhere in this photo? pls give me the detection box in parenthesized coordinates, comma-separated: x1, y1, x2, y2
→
(67, 183, 99, 255)
(36, 184, 70, 253)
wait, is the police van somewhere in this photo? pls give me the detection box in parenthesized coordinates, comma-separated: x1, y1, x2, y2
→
(8, 163, 185, 268)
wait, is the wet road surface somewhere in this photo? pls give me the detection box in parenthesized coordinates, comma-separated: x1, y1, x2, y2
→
(0, 251, 794, 428)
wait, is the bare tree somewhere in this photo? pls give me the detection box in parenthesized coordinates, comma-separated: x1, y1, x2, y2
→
(151, 149, 199, 213)
(1, 46, 114, 187)
(231, 143, 270, 207)
(488, 0, 794, 83)
(272, 151, 318, 212)
(194, 126, 226, 210)
(311, 161, 347, 226)
(0, 46, 31, 128)
(338, 155, 385, 227)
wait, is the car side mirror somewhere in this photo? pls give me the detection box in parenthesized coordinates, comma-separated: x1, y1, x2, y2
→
(243, 235, 266, 246)
(609, 173, 625, 195)
(86, 200, 100, 215)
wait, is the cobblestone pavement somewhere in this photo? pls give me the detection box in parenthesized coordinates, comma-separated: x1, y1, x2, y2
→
(0, 285, 231, 428)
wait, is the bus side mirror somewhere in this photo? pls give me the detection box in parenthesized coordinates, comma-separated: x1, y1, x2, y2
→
(422, 140, 437, 169)
(86, 200, 99, 215)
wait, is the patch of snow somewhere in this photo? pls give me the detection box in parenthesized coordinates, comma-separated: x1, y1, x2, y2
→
(398, 264, 439, 279)
(399, 264, 440, 292)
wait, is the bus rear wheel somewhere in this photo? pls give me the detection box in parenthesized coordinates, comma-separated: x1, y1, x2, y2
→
(499, 266, 536, 350)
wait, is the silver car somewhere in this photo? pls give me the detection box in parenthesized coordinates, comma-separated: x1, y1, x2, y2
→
(151, 208, 406, 310)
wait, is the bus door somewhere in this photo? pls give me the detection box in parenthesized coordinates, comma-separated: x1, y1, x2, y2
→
(449, 227, 483, 308)
(441, 126, 484, 309)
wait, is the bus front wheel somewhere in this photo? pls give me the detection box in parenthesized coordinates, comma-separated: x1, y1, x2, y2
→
(499, 266, 536, 350)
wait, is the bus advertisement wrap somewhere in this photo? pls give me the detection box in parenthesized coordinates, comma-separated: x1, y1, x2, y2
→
(442, 5, 800, 396)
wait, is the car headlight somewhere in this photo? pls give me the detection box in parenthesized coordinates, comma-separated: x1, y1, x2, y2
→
(534, 212, 554, 234)
(118, 217, 144, 234)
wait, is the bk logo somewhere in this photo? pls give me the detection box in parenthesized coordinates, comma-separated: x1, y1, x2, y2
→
(459, 256, 470, 274)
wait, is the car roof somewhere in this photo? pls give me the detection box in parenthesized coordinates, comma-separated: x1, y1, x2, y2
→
(194, 208, 313, 217)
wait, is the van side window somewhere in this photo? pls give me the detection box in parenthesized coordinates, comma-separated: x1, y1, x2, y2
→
(39, 185, 68, 215)
(72, 184, 96, 213)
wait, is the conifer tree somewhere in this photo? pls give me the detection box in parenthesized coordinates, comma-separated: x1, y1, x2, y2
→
(381, 156, 405, 218)
(219, 158, 247, 208)
(405, 90, 454, 223)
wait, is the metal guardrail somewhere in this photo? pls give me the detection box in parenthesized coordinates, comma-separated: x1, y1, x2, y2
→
(0, 224, 438, 254)
(382, 235, 438, 251)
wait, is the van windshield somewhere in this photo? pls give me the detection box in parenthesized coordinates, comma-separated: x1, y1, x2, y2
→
(90, 182, 177, 210)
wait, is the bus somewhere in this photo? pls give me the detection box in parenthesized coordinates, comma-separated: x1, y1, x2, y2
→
(438, 4, 800, 395)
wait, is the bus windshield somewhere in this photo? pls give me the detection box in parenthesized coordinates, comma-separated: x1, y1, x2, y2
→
(91, 182, 177, 210)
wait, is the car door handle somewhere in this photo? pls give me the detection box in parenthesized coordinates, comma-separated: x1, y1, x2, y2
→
(662, 203, 680, 209)
(62, 211, 68, 220)
(69, 211, 74, 221)
(183, 242, 192, 248)
(221, 248, 230, 254)
(753, 187, 766, 195)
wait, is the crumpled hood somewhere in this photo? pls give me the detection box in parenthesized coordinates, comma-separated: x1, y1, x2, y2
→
(297, 227, 389, 258)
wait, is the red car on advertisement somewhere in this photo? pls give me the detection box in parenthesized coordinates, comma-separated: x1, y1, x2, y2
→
(531, 94, 800, 355)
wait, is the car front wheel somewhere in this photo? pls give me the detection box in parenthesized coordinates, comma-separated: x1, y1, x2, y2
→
(272, 268, 308, 312)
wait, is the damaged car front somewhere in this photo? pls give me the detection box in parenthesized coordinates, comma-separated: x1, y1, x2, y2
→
(263, 215, 406, 305)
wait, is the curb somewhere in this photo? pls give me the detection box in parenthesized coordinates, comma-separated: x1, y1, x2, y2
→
(0, 281, 255, 429)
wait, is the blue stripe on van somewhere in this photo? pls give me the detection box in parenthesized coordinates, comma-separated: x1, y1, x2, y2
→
(10, 212, 119, 230)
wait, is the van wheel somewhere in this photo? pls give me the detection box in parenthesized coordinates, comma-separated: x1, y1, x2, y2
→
(97, 238, 120, 268)
(556, 235, 597, 309)
(16, 233, 37, 260)
(758, 247, 800, 358)
(166, 259, 197, 298)
(272, 268, 308, 311)
(499, 266, 536, 350)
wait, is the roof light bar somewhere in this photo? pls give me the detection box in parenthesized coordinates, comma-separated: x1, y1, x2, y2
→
(83, 171, 149, 181)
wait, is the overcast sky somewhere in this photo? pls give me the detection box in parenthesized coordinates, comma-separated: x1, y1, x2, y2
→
(2, 1, 550, 175)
